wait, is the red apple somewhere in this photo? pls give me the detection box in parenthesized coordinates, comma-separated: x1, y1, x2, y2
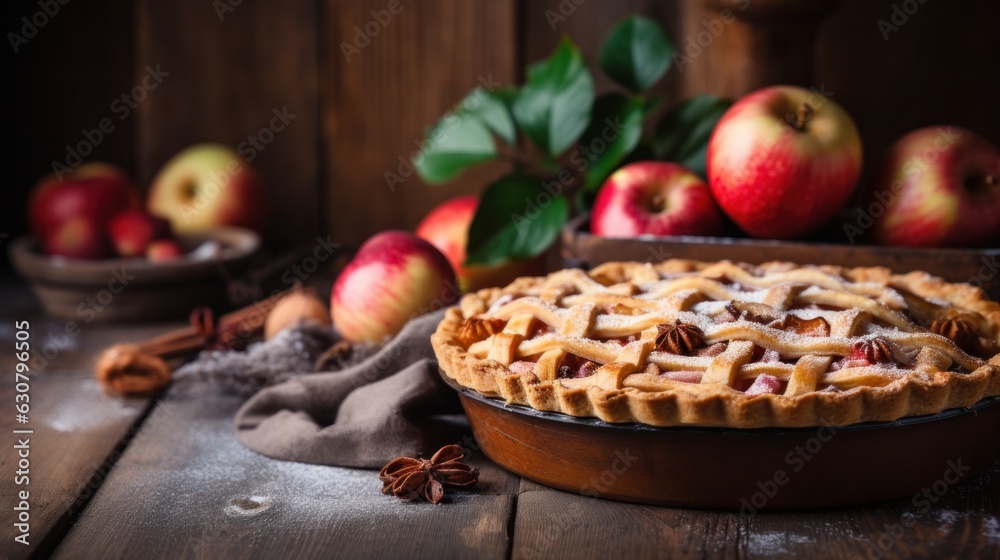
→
(31, 161, 132, 191)
(332, 230, 457, 343)
(29, 177, 140, 260)
(415, 195, 547, 292)
(590, 161, 726, 237)
(29, 164, 139, 244)
(871, 126, 1000, 247)
(148, 144, 267, 234)
(146, 239, 185, 262)
(43, 216, 112, 260)
(109, 210, 173, 258)
(707, 85, 862, 239)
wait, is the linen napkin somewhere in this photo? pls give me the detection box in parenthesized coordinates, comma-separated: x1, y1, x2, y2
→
(234, 308, 466, 469)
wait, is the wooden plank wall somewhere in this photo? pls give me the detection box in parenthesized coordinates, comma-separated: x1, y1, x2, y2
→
(319, 0, 518, 246)
(135, 0, 319, 247)
(7, 0, 1000, 252)
(3, 0, 136, 262)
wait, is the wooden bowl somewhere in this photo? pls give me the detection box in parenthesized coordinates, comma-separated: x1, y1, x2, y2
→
(442, 370, 1000, 510)
(561, 215, 1000, 300)
(8, 228, 260, 322)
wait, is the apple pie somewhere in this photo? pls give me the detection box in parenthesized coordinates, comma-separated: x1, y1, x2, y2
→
(431, 260, 1000, 427)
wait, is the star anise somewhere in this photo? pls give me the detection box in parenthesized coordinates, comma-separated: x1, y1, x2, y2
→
(655, 321, 705, 355)
(379, 444, 480, 504)
(849, 338, 894, 365)
(458, 317, 506, 347)
(929, 317, 978, 354)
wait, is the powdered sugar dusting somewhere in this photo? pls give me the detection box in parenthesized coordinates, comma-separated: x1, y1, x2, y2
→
(474, 259, 983, 399)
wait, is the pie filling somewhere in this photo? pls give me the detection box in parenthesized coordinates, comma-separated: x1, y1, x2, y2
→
(453, 262, 996, 397)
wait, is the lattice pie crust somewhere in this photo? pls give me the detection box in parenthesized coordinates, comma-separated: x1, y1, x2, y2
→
(432, 260, 1000, 427)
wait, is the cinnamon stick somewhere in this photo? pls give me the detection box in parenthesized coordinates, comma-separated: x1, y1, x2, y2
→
(95, 290, 290, 395)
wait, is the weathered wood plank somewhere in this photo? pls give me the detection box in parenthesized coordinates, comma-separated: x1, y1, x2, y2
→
(135, 0, 319, 246)
(511, 460, 1000, 559)
(0, 371, 149, 559)
(745, 466, 1000, 560)
(52, 392, 520, 560)
(512, 479, 743, 560)
(0, 307, 169, 559)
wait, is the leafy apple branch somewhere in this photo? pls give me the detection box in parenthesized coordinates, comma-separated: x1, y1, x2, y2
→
(415, 16, 731, 267)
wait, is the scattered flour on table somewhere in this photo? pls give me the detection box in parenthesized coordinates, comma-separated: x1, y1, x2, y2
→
(932, 509, 960, 525)
(985, 516, 1000, 540)
(746, 531, 814, 557)
(929, 509, 1000, 541)
(131, 396, 467, 534)
(44, 377, 139, 432)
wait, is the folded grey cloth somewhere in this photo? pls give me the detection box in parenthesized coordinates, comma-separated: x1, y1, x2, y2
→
(234, 308, 463, 469)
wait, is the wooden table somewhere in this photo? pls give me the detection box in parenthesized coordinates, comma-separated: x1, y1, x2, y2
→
(2, 286, 999, 560)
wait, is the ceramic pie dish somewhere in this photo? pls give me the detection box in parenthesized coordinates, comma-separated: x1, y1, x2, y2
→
(444, 369, 1000, 509)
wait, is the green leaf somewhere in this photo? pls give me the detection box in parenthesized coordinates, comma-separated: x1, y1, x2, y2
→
(578, 93, 645, 192)
(512, 38, 595, 157)
(461, 87, 516, 145)
(599, 16, 674, 93)
(652, 95, 732, 177)
(465, 175, 569, 266)
(415, 111, 497, 184)
(642, 95, 663, 116)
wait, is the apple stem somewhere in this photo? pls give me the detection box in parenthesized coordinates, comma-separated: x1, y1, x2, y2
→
(789, 103, 814, 131)
(964, 174, 999, 195)
(649, 194, 666, 213)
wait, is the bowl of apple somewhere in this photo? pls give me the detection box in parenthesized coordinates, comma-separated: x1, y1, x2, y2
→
(10, 146, 266, 322)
